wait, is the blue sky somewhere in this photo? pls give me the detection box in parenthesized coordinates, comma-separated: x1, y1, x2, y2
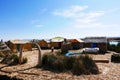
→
(0, 0, 120, 40)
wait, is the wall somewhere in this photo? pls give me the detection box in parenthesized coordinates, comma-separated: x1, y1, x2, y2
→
(23, 43, 32, 51)
(50, 42, 59, 48)
(83, 43, 107, 53)
(97, 43, 107, 53)
(6, 41, 32, 52)
(71, 42, 83, 50)
(38, 40, 48, 49)
(50, 42, 63, 49)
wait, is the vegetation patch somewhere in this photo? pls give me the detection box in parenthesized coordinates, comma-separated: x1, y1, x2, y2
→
(1, 53, 28, 65)
(107, 42, 120, 53)
(0, 51, 11, 58)
(111, 54, 120, 63)
(61, 45, 69, 55)
(42, 52, 99, 75)
(0, 75, 23, 80)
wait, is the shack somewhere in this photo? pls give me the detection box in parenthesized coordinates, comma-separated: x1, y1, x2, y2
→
(83, 37, 107, 53)
(7, 40, 32, 52)
(50, 37, 64, 49)
(68, 39, 84, 50)
(38, 39, 50, 49)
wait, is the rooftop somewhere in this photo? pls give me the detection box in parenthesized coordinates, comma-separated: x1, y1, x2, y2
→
(84, 37, 107, 43)
(9, 40, 30, 44)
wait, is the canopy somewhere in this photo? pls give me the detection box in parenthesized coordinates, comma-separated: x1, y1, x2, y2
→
(51, 37, 64, 42)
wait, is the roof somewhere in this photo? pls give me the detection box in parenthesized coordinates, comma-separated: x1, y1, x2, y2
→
(70, 39, 84, 43)
(9, 40, 30, 44)
(50, 37, 64, 42)
(44, 39, 50, 43)
(68, 39, 84, 43)
(39, 39, 50, 43)
(84, 37, 107, 43)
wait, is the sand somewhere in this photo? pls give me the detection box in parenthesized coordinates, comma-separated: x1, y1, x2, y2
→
(0, 50, 120, 80)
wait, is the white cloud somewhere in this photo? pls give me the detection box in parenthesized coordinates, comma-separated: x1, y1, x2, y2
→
(52, 5, 107, 28)
(31, 20, 39, 24)
(71, 5, 88, 12)
(107, 8, 120, 13)
(74, 11, 105, 24)
(53, 5, 88, 18)
(30, 20, 44, 28)
(72, 22, 102, 28)
(30, 8, 47, 28)
(84, 11, 105, 22)
(35, 24, 43, 28)
(72, 22, 119, 28)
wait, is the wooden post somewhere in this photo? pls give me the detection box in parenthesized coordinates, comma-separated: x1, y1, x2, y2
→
(33, 42, 42, 67)
(19, 44, 23, 64)
(18, 42, 42, 66)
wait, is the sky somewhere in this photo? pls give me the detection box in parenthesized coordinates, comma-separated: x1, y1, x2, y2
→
(0, 0, 120, 40)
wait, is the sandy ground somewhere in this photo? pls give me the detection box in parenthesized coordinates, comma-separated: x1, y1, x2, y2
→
(0, 50, 120, 80)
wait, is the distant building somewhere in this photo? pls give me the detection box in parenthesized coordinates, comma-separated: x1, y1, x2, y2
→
(38, 39, 50, 49)
(7, 40, 32, 52)
(68, 39, 84, 50)
(83, 37, 107, 53)
(50, 37, 65, 49)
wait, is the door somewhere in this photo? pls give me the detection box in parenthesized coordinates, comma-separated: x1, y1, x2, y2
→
(17, 44, 20, 52)
(58, 42, 62, 48)
(92, 43, 97, 48)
